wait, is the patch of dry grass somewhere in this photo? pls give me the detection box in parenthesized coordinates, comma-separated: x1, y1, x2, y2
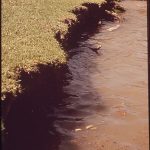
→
(2, 0, 104, 99)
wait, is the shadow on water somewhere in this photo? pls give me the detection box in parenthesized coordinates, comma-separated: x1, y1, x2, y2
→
(2, 64, 79, 150)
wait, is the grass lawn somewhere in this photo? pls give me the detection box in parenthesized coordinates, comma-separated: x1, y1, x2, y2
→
(2, 0, 104, 99)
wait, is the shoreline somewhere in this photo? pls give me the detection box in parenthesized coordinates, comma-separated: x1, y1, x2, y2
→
(2, 0, 125, 135)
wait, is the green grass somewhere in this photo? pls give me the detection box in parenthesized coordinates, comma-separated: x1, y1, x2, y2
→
(2, 0, 104, 99)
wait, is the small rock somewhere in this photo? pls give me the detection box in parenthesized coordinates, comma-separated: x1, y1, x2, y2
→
(90, 44, 102, 50)
(75, 128, 82, 132)
(86, 125, 94, 129)
(98, 21, 102, 25)
(90, 127, 97, 130)
(107, 25, 120, 31)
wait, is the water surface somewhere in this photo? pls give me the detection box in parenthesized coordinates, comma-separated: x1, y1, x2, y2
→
(57, 1, 149, 149)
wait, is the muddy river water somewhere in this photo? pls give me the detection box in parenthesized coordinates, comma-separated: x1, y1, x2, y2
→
(56, 0, 149, 150)
(3, 0, 148, 150)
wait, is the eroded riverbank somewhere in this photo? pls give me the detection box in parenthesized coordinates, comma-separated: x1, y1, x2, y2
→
(2, 0, 148, 150)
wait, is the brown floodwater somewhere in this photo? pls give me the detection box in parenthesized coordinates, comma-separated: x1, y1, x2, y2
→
(55, 0, 149, 150)
(3, 0, 148, 150)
